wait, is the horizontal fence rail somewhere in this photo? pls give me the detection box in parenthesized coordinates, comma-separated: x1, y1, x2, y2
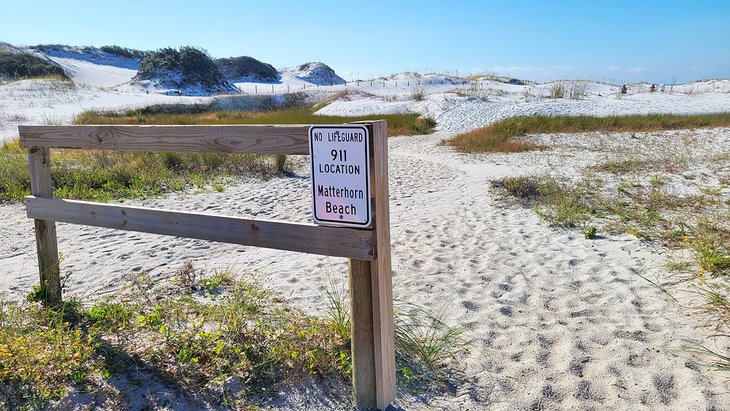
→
(19, 125, 311, 155)
(20, 121, 395, 410)
(24, 196, 376, 261)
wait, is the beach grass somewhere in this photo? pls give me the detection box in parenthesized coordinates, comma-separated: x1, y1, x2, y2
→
(490, 176, 595, 228)
(0, 271, 348, 409)
(491, 174, 728, 270)
(0, 263, 462, 409)
(75, 108, 437, 136)
(492, 168, 729, 369)
(446, 112, 730, 153)
(0, 138, 276, 203)
(0, 105, 436, 203)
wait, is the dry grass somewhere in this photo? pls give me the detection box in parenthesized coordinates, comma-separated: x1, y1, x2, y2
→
(0, 139, 276, 203)
(446, 113, 730, 153)
(76, 108, 437, 137)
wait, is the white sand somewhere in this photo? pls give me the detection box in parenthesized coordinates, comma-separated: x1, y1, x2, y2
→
(1, 128, 729, 409)
(2, 55, 730, 408)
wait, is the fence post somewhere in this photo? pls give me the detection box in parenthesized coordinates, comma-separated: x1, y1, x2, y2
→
(346, 120, 396, 410)
(349, 258, 376, 406)
(370, 121, 396, 409)
(28, 147, 61, 305)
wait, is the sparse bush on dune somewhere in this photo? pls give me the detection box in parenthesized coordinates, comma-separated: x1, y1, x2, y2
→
(215, 55, 278, 82)
(136, 46, 233, 92)
(0, 51, 67, 80)
(99, 45, 147, 59)
(546, 81, 588, 100)
(549, 81, 566, 99)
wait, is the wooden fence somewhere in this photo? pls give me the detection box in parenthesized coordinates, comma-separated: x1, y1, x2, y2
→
(19, 122, 396, 410)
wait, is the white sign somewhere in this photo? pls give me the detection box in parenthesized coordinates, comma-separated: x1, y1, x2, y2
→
(309, 125, 371, 228)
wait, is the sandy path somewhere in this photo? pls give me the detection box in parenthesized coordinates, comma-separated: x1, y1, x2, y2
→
(1, 132, 728, 409)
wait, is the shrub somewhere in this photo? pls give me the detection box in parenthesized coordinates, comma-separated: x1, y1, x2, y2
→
(137, 46, 228, 89)
(215, 56, 278, 82)
(99, 45, 147, 59)
(583, 226, 598, 239)
(0, 51, 67, 79)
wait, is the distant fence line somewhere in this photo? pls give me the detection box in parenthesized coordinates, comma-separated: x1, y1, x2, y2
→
(233, 78, 481, 95)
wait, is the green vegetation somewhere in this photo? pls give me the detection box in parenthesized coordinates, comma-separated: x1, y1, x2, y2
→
(33, 44, 83, 53)
(549, 81, 566, 99)
(446, 113, 730, 153)
(583, 225, 598, 239)
(491, 176, 594, 228)
(215, 56, 278, 82)
(321, 273, 466, 381)
(411, 87, 426, 101)
(99, 45, 147, 59)
(0, 51, 67, 79)
(75, 106, 437, 136)
(0, 271, 346, 408)
(0, 302, 102, 407)
(492, 169, 730, 369)
(137, 46, 228, 89)
(0, 138, 278, 203)
(492, 174, 728, 267)
(1, 98, 435, 203)
(0, 263, 462, 408)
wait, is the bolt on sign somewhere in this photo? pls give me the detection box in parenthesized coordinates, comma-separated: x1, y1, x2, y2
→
(309, 125, 371, 228)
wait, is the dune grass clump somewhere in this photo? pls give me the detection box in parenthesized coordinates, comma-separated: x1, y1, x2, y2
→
(491, 176, 594, 228)
(446, 113, 730, 153)
(320, 271, 466, 384)
(0, 138, 277, 203)
(410, 87, 426, 101)
(75, 107, 436, 137)
(549, 81, 566, 99)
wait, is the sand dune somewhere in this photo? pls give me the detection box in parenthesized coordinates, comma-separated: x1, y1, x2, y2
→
(2, 52, 730, 408)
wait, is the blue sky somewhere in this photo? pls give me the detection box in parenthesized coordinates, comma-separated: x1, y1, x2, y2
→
(2, 0, 728, 84)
